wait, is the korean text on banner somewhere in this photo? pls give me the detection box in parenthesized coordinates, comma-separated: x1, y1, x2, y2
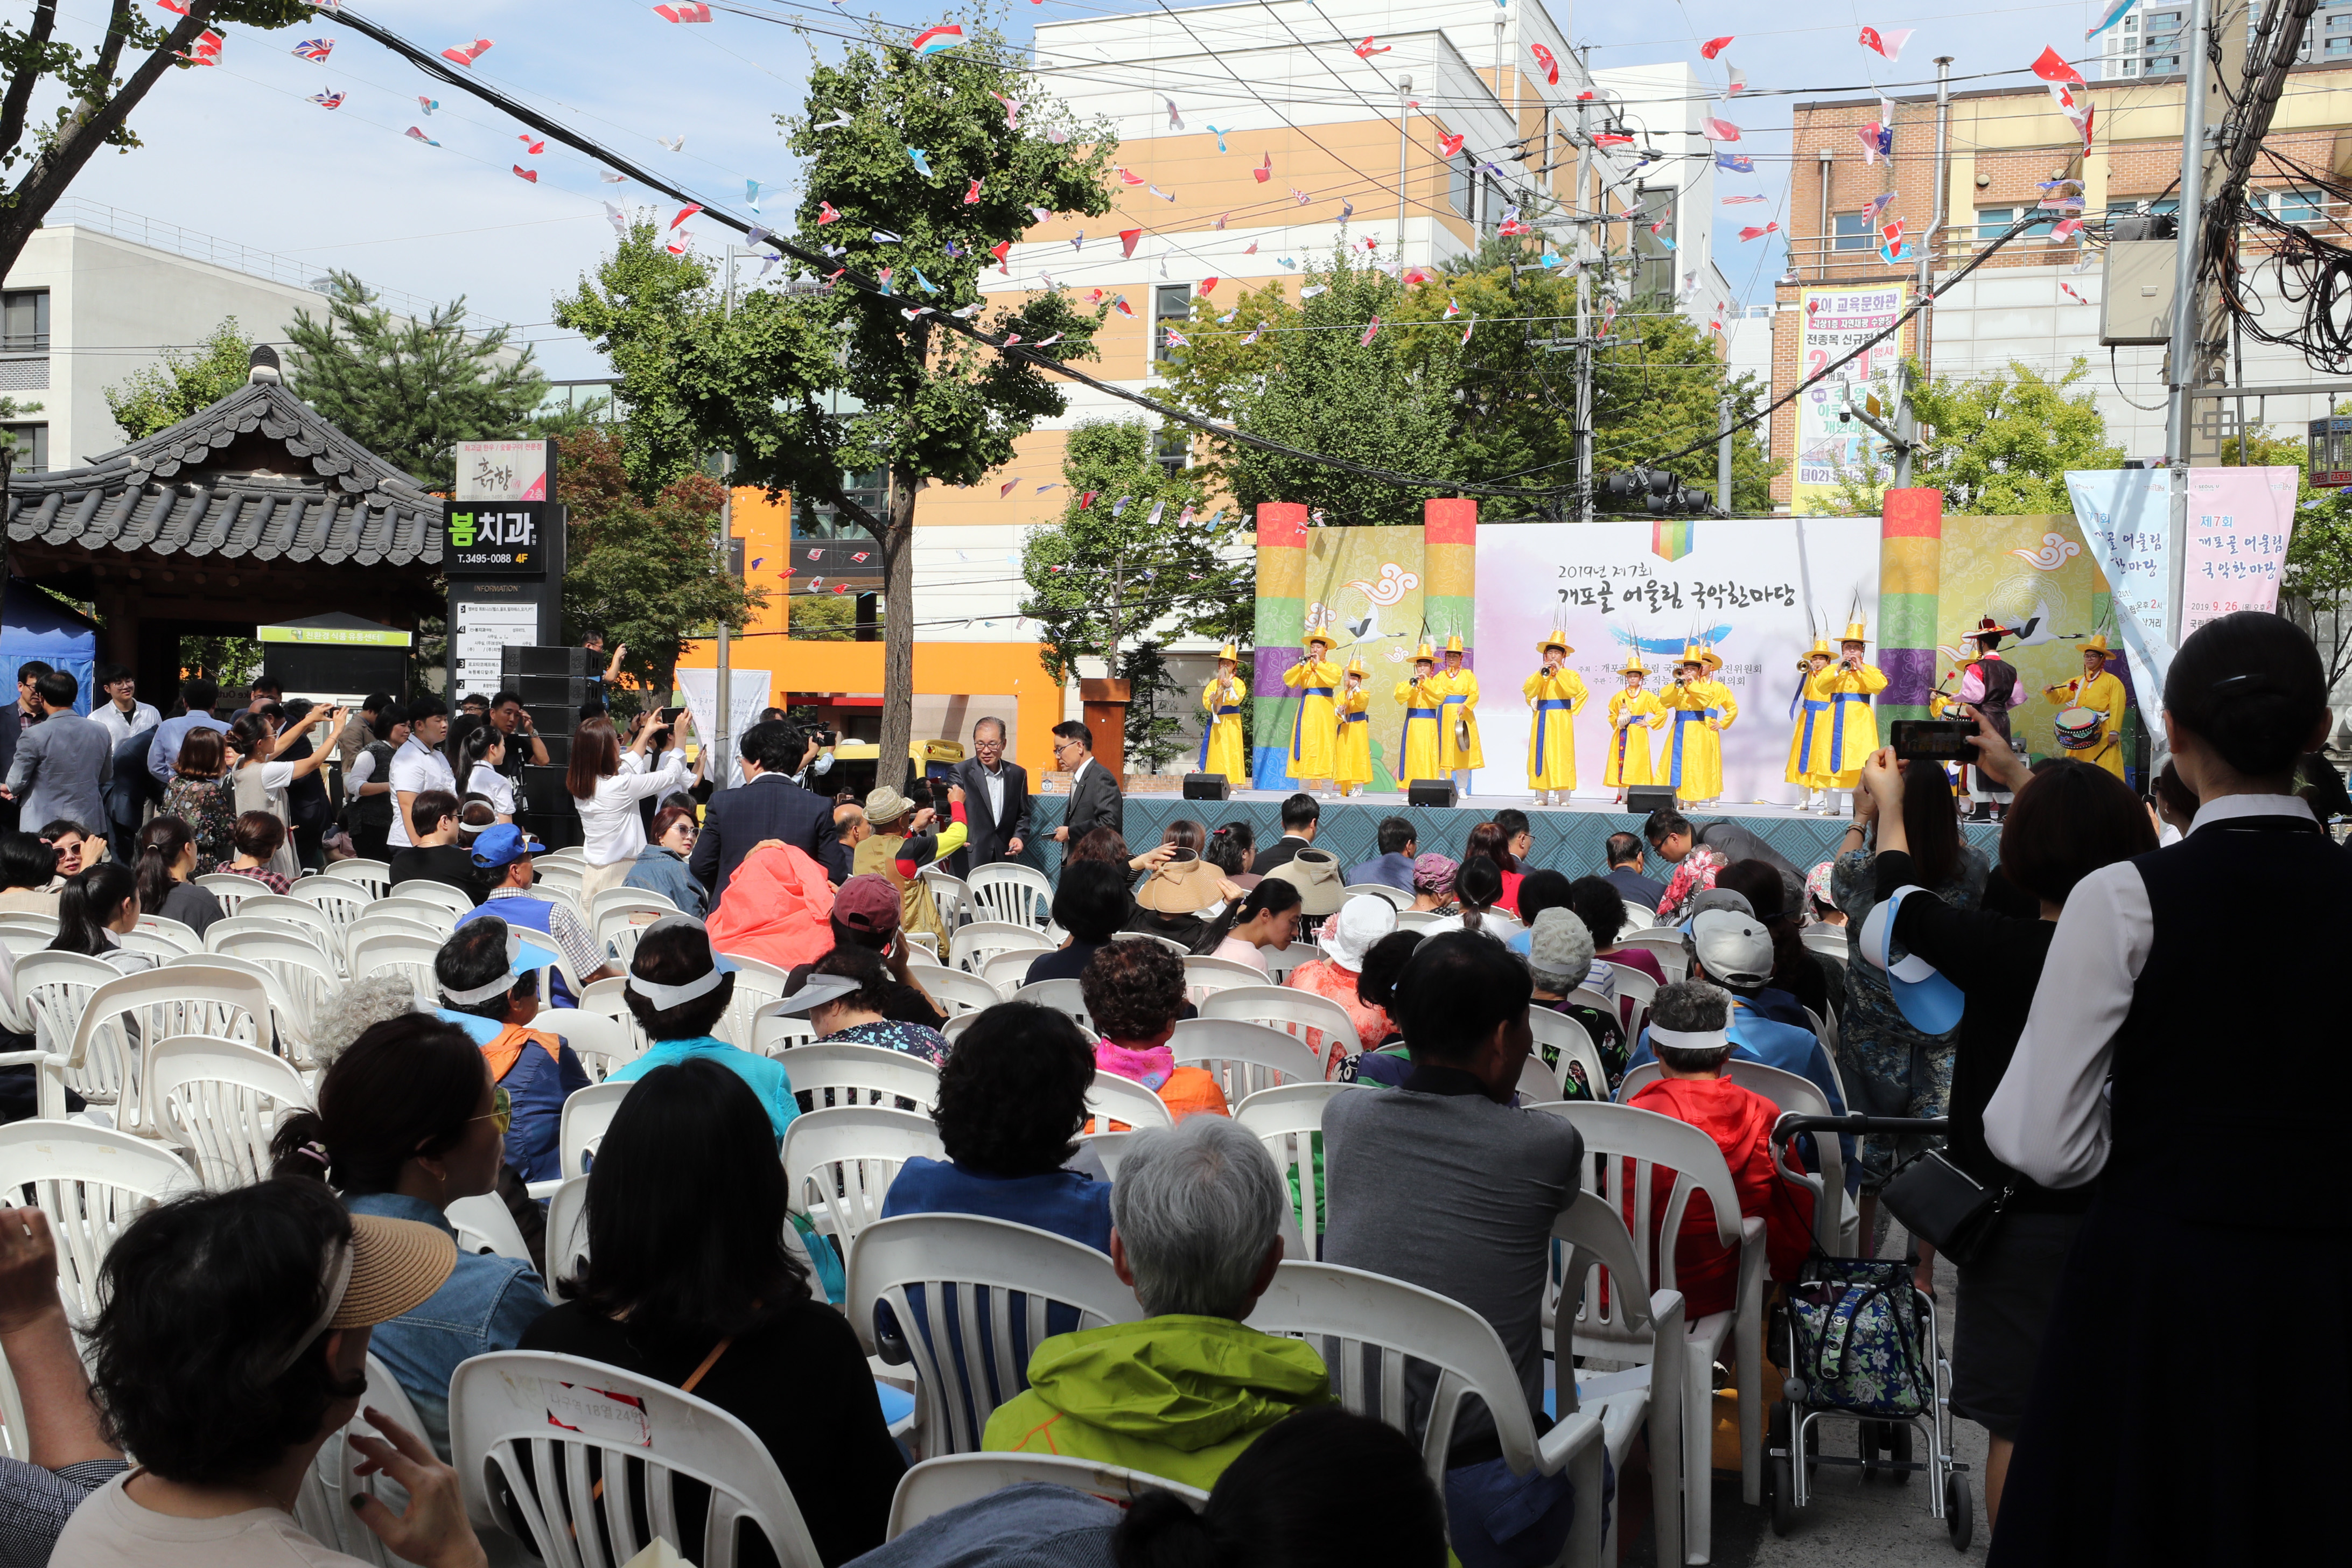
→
(1793, 283, 1912, 516)
(2183, 468, 2296, 633)
(2066, 467, 2174, 696)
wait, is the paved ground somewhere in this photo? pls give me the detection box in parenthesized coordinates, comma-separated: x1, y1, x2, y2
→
(1625, 1221, 1991, 1568)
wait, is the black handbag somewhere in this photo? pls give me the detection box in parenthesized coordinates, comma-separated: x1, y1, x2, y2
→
(1878, 1148, 2010, 1266)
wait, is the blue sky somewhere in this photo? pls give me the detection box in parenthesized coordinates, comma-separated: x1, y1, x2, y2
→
(39, 0, 2117, 375)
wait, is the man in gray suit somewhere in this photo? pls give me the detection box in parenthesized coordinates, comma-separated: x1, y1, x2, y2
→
(3, 670, 109, 836)
(0, 659, 51, 832)
(1643, 808, 1807, 915)
(1047, 720, 1122, 848)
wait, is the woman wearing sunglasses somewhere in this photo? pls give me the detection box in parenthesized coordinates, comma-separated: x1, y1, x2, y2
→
(270, 1013, 552, 1461)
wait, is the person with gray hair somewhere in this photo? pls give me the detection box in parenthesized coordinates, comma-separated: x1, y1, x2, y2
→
(308, 973, 419, 1070)
(982, 1116, 1333, 1490)
(1522, 907, 1625, 1096)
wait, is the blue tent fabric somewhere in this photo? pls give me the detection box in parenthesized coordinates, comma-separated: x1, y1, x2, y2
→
(1, 577, 97, 716)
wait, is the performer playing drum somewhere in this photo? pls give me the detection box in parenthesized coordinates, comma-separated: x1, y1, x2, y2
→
(1605, 651, 1663, 802)
(1788, 638, 1837, 811)
(1198, 642, 1248, 780)
(1522, 631, 1587, 806)
(1282, 631, 1343, 796)
(2042, 633, 2127, 780)
(1394, 642, 1445, 785)
(1660, 641, 1738, 806)
(1431, 634, 1483, 796)
(1333, 655, 1373, 797)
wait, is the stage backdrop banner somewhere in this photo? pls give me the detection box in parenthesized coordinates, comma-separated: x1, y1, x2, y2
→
(1259, 525, 1427, 791)
(1793, 282, 1915, 516)
(1934, 512, 2134, 762)
(1472, 517, 1879, 807)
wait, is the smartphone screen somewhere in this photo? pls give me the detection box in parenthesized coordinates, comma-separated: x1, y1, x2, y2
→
(1889, 719, 1976, 761)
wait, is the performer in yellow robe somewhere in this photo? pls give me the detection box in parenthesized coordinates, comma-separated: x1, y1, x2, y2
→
(1196, 642, 1249, 781)
(1604, 652, 1664, 799)
(1660, 643, 1739, 804)
(1393, 643, 1445, 786)
(2042, 634, 2129, 780)
(1522, 631, 1587, 804)
(1788, 640, 1837, 809)
(1431, 634, 1484, 795)
(1281, 631, 1343, 793)
(1799, 619, 1889, 810)
(1333, 656, 1374, 796)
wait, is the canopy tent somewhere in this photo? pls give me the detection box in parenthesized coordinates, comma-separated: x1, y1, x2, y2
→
(0, 577, 97, 715)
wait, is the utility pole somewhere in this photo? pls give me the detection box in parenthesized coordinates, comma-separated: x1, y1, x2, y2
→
(1717, 395, 1734, 513)
(2164, 0, 2216, 642)
(1576, 74, 1594, 521)
(1919, 57, 1954, 378)
(715, 245, 739, 788)
(1396, 77, 1412, 252)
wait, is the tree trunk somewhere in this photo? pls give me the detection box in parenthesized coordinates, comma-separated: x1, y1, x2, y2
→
(0, 10, 208, 282)
(876, 461, 919, 792)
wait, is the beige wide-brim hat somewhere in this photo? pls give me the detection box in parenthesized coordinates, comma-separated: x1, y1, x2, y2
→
(334, 1215, 458, 1329)
(1269, 848, 1347, 916)
(1136, 850, 1227, 914)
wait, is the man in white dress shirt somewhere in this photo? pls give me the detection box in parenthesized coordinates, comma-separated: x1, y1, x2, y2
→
(89, 665, 160, 746)
(387, 694, 456, 850)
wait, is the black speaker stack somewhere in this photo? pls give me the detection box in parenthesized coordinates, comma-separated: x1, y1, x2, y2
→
(502, 645, 587, 849)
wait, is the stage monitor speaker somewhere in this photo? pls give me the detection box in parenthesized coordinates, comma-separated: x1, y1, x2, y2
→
(501, 645, 591, 678)
(1406, 779, 1458, 809)
(1182, 773, 1231, 801)
(1625, 786, 1678, 816)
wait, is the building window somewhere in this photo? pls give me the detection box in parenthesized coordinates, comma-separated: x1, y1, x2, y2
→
(2270, 187, 2329, 223)
(2146, 53, 2181, 70)
(5, 424, 48, 474)
(1977, 206, 2055, 241)
(1448, 149, 1475, 219)
(1482, 174, 1504, 234)
(1152, 283, 1189, 364)
(793, 470, 885, 538)
(1833, 213, 1874, 251)
(1, 291, 47, 354)
(1154, 427, 1189, 475)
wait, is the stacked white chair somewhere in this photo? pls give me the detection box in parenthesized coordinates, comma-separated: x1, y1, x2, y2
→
(1198, 985, 1361, 1075)
(288, 876, 375, 956)
(148, 1035, 315, 1189)
(206, 934, 339, 1055)
(64, 965, 271, 1132)
(965, 863, 1052, 928)
(10, 951, 125, 1114)
(207, 913, 338, 972)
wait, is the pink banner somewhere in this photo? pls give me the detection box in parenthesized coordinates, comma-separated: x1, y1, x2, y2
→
(2182, 468, 2296, 635)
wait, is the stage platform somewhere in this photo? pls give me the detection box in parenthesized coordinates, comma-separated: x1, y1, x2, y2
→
(1024, 789, 2000, 882)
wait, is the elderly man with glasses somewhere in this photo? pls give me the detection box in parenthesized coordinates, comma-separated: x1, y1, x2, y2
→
(1047, 720, 1123, 848)
(951, 716, 1031, 874)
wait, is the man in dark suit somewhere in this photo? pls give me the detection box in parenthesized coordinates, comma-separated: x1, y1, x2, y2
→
(953, 715, 1031, 873)
(1643, 808, 1805, 914)
(691, 720, 848, 900)
(1252, 793, 1322, 878)
(0, 660, 50, 834)
(1047, 720, 1122, 849)
(103, 726, 161, 866)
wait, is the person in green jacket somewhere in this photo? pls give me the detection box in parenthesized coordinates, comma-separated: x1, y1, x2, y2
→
(983, 1116, 1332, 1490)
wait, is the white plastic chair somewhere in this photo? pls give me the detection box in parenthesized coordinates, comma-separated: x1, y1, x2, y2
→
(64, 965, 271, 1132)
(965, 862, 1052, 928)
(1262, 940, 1321, 982)
(1084, 1069, 1174, 1133)
(10, 950, 126, 1112)
(1801, 925, 1849, 964)
(1610, 964, 1660, 1045)
(1616, 1058, 1854, 1255)
(1168, 1016, 1322, 1104)
(534, 859, 586, 909)
(295, 1354, 425, 1566)
(1082, 1128, 1134, 1178)
(1393, 909, 1444, 930)
(205, 934, 338, 1056)
(1616, 930, 1688, 983)
(542, 1174, 590, 1302)
(383, 880, 475, 919)
(131, 914, 202, 955)
(1516, 1051, 1564, 1104)
(117, 925, 196, 963)
(575, 975, 655, 1056)
(195, 872, 264, 915)
(0, 1121, 197, 1318)
(948, 919, 1052, 976)
(888, 1453, 1204, 1538)
(346, 931, 444, 1004)
(1010, 977, 1091, 1030)
(287, 877, 376, 950)
(451, 1350, 825, 1568)
(0, 911, 60, 938)
(1180, 952, 1265, 1005)
(1536, 1100, 1765, 1556)
(1231, 1081, 1363, 1257)
(1197, 985, 1361, 1073)
(902, 962, 1000, 1018)
(449, 1193, 534, 1264)
(342, 912, 449, 953)
(558, 1079, 635, 1182)
(206, 913, 337, 969)
(978, 946, 1053, 998)
(1249, 1262, 1611, 1568)
(592, 891, 675, 967)
(715, 954, 790, 1053)
(772, 1040, 941, 1114)
(1528, 1007, 1611, 1103)
(324, 858, 394, 900)
(918, 867, 969, 932)
(535, 1007, 640, 1081)
(780, 1106, 946, 1264)
(1340, 882, 1412, 909)
(846, 1213, 1143, 1457)
(149, 1035, 315, 1188)
(753, 1009, 821, 1055)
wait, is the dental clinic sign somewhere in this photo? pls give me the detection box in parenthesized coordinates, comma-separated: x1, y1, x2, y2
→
(442, 501, 549, 577)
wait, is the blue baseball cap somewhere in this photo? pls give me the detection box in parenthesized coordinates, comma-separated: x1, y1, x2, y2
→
(470, 824, 547, 868)
(1860, 888, 1964, 1035)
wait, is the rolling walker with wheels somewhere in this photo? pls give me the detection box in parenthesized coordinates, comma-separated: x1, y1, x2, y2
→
(1762, 1114, 1973, 1551)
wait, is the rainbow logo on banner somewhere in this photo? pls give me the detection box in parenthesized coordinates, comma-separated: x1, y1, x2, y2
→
(910, 23, 963, 53)
(1651, 517, 1695, 563)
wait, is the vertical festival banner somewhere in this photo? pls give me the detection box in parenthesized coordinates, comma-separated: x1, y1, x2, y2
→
(2182, 467, 2295, 634)
(1473, 517, 1878, 807)
(1792, 282, 1914, 516)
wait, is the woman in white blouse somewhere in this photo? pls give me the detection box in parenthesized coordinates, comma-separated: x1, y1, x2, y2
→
(566, 711, 701, 901)
(225, 705, 344, 882)
(460, 724, 514, 821)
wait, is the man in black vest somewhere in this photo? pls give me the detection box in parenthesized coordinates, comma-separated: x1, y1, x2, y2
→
(1954, 616, 2022, 821)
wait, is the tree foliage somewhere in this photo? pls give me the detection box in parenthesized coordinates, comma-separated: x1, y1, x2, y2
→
(287, 271, 548, 490)
(554, 10, 1115, 781)
(787, 592, 863, 641)
(2228, 418, 2352, 694)
(556, 428, 762, 707)
(104, 316, 252, 440)
(0, 1, 313, 283)
(1805, 357, 2125, 516)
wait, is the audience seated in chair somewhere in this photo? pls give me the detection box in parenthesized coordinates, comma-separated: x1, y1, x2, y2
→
(59, 1178, 484, 1568)
(855, 1406, 1447, 1568)
(1282, 894, 1397, 1064)
(521, 1058, 907, 1566)
(46, 863, 155, 977)
(1522, 907, 1626, 1095)
(781, 873, 947, 1027)
(983, 1116, 1332, 1489)
(1320, 930, 1588, 1568)
(607, 915, 799, 1139)
(1622, 979, 1817, 1317)
(0, 1204, 128, 1567)
(792, 943, 952, 1065)
(1714, 858, 1833, 1025)
(1082, 939, 1230, 1122)
(1024, 860, 1137, 986)
(433, 919, 592, 1187)
(270, 1014, 553, 1459)
(1334, 930, 1427, 1084)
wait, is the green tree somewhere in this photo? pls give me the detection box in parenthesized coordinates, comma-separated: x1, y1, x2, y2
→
(287, 271, 548, 489)
(1805, 357, 2125, 516)
(104, 316, 253, 440)
(787, 592, 863, 641)
(2224, 418, 2352, 692)
(555, 12, 1115, 781)
(1587, 294, 1776, 515)
(556, 427, 762, 706)
(0, 2, 312, 282)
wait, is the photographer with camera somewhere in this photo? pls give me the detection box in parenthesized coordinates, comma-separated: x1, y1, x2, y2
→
(692, 719, 848, 901)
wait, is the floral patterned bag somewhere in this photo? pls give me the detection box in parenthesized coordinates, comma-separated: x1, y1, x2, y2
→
(1787, 1257, 1933, 1417)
